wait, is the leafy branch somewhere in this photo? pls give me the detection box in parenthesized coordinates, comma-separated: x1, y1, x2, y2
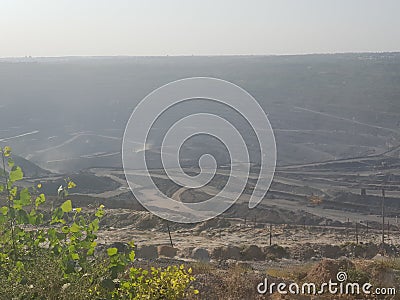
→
(0, 146, 197, 299)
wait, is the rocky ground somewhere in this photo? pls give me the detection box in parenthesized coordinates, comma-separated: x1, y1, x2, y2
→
(13, 142, 400, 298)
(88, 208, 400, 299)
(96, 208, 400, 260)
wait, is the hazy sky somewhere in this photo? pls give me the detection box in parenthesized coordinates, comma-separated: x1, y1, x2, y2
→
(1, 0, 399, 57)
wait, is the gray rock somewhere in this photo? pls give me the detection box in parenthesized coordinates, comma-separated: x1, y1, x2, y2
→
(192, 247, 210, 262)
(158, 245, 177, 258)
(241, 245, 265, 261)
(212, 245, 241, 260)
(136, 245, 158, 259)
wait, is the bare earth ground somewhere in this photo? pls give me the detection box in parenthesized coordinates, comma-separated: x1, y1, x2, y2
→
(96, 209, 400, 251)
(14, 143, 400, 298)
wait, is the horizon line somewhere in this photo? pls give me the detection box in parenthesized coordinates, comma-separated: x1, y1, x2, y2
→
(1, 51, 399, 60)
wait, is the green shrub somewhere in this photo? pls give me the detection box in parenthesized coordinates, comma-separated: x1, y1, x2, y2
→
(346, 268, 370, 285)
(0, 146, 197, 299)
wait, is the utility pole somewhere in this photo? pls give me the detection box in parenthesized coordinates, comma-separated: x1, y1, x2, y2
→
(166, 222, 173, 247)
(355, 222, 359, 244)
(382, 189, 385, 245)
(269, 224, 272, 246)
(387, 220, 390, 240)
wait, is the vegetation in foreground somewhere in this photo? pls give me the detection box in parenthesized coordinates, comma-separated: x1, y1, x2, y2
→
(0, 146, 197, 299)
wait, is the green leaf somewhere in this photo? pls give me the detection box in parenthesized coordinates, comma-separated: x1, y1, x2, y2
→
(19, 188, 31, 205)
(13, 188, 31, 209)
(71, 253, 79, 260)
(95, 205, 105, 218)
(47, 228, 56, 238)
(51, 208, 65, 224)
(70, 222, 81, 233)
(9, 166, 23, 182)
(3, 146, 11, 157)
(0, 184, 3, 192)
(28, 214, 37, 225)
(61, 200, 72, 213)
(68, 244, 76, 253)
(67, 180, 76, 189)
(0, 206, 8, 215)
(61, 226, 70, 234)
(88, 218, 99, 232)
(13, 203, 22, 210)
(0, 215, 6, 224)
(7, 158, 14, 168)
(129, 250, 135, 262)
(10, 186, 17, 197)
(107, 247, 118, 257)
(87, 241, 97, 256)
(16, 261, 24, 269)
(87, 247, 95, 256)
(35, 193, 46, 207)
(52, 207, 64, 219)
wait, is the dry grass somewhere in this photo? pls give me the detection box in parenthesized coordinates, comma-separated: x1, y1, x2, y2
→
(267, 263, 313, 282)
(0, 251, 107, 300)
(189, 261, 216, 275)
(186, 264, 265, 300)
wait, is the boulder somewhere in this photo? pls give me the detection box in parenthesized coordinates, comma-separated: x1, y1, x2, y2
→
(136, 245, 158, 259)
(340, 242, 378, 259)
(317, 244, 344, 259)
(157, 245, 177, 258)
(192, 247, 210, 262)
(241, 245, 265, 261)
(211, 245, 241, 260)
(224, 245, 242, 260)
(264, 245, 290, 260)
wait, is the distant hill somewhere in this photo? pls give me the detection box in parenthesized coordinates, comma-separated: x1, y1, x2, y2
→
(1, 53, 399, 172)
(13, 155, 53, 178)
